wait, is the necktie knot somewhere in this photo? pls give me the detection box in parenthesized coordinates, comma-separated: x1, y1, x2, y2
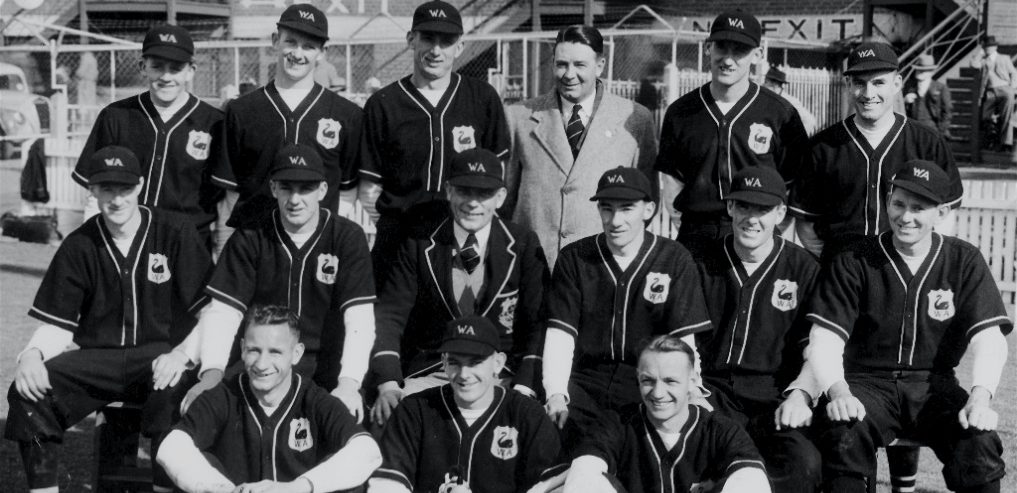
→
(460, 233, 480, 274)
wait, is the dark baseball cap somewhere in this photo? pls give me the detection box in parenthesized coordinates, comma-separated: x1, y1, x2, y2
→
(844, 42, 899, 75)
(590, 167, 654, 202)
(413, 0, 463, 35)
(438, 316, 500, 357)
(726, 166, 786, 206)
(765, 67, 787, 85)
(707, 12, 761, 48)
(270, 144, 326, 182)
(890, 160, 951, 205)
(142, 25, 194, 63)
(88, 146, 142, 185)
(277, 4, 329, 43)
(447, 148, 505, 189)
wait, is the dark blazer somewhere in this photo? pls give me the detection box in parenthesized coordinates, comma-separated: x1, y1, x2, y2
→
(371, 216, 549, 391)
(905, 79, 952, 136)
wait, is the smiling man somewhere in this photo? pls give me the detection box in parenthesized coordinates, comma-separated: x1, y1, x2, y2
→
(184, 144, 377, 423)
(560, 335, 770, 493)
(213, 4, 362, 239)
(158, 305, 382, 493)
(541, 167, 712, 451)
(655, 12, 807, 253)
(72, 25, 225, 248)
(371, 316, 562, 493)
(505, 25, 658, 268)
(791, 41, 963, 262)
(358, 0, 510, 272)
(786, 160, 1011, 493)
(369, 148, 548, 427)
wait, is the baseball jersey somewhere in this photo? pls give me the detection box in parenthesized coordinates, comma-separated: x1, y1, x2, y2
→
(206, 208, 376, 370)
(578, 404, 766, 493)
(790, 114, 963, 244)
(175, 373, 369, 485)
(807, 232, 1013, 372)
(358, 73, 511, 216)
(690, 235, 818, 379)
(72, 94, 225, 228)
(654, 83, 808, 216)
(374, 385, 562, 493)
(213, 81, 363, 227)
(29, 206, 211, 347)
(546, 232, 712, 365)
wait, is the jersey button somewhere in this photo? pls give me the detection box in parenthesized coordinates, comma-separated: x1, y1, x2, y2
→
(434, 137, 440, 142)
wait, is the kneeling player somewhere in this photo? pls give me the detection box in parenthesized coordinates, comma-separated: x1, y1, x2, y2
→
(371, 316, 562, 493)
(6, 146, 212, 492)
(158, 305, 381, 492)
(560, 335, 770, 493)
(793, 160, 1010, 493)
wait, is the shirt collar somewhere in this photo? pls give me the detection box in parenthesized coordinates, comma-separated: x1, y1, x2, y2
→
(559, 90, 596, 124)
(452, 220, 493, 259)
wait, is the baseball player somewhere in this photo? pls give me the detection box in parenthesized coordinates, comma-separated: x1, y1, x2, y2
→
(370, 316, 563, 493)
(555, 334, 770, 493)
(357, 0, 511, 267)
(72, 25, 224, 247)
(542, 167, 713, 448)
(157, 305, 382, 493)
(688, 166, 822, 492)
(655, 12, 808, 252)
(786, 160, 1011, 493)
(184, 144, 376, 422)
(6, 146, 212, 492)
(213, 4, 362, 235)
(370, 148, 549, 426)
(791, 41, 963, 262)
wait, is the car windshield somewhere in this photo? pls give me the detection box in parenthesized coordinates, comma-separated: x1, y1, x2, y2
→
(0, 74, 27, 91)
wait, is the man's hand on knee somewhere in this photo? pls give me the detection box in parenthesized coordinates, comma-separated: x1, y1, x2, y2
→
(181, 369, 224, 414)
(331, 376, 364, 424)
(959, 386, 998, 431)
(825, 381, 866, 422)
(776, 389, 813, 430)
(371, 381, 403, 427)
(14, 349, 51, 402)
(152, 349, 190, 390)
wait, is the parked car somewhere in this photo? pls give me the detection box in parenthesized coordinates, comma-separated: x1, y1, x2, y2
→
(0, 62, 50, 158)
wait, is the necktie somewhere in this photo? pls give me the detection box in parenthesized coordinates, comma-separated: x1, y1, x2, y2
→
(567, 104, 585, 158)
(460, 233, 480, 274)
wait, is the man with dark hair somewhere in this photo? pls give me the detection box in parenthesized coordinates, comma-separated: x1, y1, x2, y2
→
(158, 304, 382, 493)
(505, 24, 658, 268)
(656, 12, 808, 252)
(357, 0, 510, 270)
(555, 334, 770, 493)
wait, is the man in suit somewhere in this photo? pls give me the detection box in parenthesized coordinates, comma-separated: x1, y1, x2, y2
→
(904, 54, 953, 139)
(970, 36, 1016, 151)
(370, 148, 549, 427)
(504, 25, 658, 268)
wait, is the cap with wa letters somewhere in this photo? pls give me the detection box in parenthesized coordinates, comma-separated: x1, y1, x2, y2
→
(726, 166, 787, 206)
(707, 12, 761, 48)
(590, 167, 654, 202)
(270, 144, 326, 182)
(89, 146, 142, 185)
(413, 0, 464, 35)
(142, 25, 194, 63)
(438, 316, 501, 357)
(890, 160, 951, 205)
(277, 4, 329, 42)
(844, 42, 899, 75)
(447, 148, 504, 189)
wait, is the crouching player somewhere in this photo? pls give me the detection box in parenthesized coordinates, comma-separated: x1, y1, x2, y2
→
(792, 159, 1010, 493)
(6, 145, 213, 492)
(158, 305, 381, 492)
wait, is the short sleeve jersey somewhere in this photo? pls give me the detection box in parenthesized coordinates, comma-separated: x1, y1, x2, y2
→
(213, 82, 363, 227)
(374, 385, 562, 493)
(358, 73, 510, 216)
(654, 83, 808, 216)
(807, 233, 1013, 372)
(29, 206, 211, 347)
(72, 94, 225, 228)
(206, 209, 376, 357)
(690, 235, 819, 377)
(578, 404, 766, 493)
(175, 373, 369, 485)
(546, 232, 712, 365)
(790, 114, 963, 243)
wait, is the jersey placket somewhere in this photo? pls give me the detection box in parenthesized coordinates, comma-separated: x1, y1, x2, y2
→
(597, 235, 653, 362)
(266, 83, 323, 148)
(722, 237, 782, 366)
(442, 385, 504, 486)
(844, 117, 906, 235)
(138, 94, 198, 206)
(879, 233, 942, 366)
(399, 75, 462, 193)
(700, 85, 758, 203)
(98, 208, 151, 346)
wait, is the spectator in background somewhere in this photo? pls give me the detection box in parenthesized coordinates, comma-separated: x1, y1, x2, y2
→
(904, 54, 953, 140)
(763, 67, 819, 136)
(970, 36, 1016, 151)
(314, 58, 346, 93)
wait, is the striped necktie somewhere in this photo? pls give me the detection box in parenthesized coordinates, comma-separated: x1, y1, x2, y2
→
(460, 233, 480, 274)
(567, 104, 584, 158)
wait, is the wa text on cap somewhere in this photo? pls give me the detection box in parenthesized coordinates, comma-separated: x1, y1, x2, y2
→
(277, 4, 329, 43)
(142, 25, 194, 63)
(707, 12, 762, 48)
(412, 0, 464, 35)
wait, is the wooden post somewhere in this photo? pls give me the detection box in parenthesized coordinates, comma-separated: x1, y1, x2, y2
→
(970, 69, 982, 163)
(79, 0, 88, 44)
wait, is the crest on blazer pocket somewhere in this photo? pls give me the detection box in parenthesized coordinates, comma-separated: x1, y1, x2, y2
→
(316, 253, 338, 285)
(317, 118, 342, 149)
(288, 417, 313, 452)
(452, 126, 476, 152)
(771, 279, 798, 312)
(643, 272, 671, 304)
(748, 123, 774, 154)
(491, 426, 518, 460)
(147, 253, 171, 284)
(927, 289, 955, 321)
(186, 130, 211, 160)
(498, 295, 517, 332)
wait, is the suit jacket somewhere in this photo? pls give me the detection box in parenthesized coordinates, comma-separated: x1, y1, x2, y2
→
(504, 83, 658, 268)
(905, 79, 952, 135)
(371, 216, 549, 391)
(974, 53, 1017, 98)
